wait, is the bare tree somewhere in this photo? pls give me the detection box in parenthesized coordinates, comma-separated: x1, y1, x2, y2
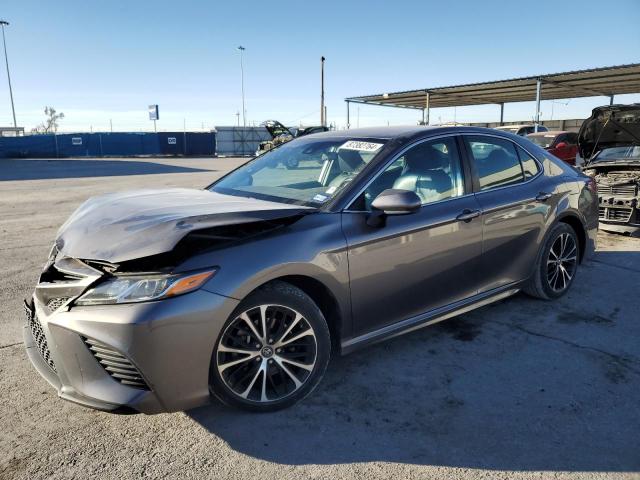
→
(31, 106, 65, 133)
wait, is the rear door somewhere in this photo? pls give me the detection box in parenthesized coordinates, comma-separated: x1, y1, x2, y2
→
(462, 134, 551, 291)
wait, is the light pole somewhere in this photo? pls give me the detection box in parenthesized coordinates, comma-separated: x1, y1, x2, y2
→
(237, 46, 246, 128)
(0, 20, 17, 128)
(320, 56, 325, 127)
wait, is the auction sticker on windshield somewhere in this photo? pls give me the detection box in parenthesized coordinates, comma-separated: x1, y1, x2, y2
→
(339, 140, 384, 152)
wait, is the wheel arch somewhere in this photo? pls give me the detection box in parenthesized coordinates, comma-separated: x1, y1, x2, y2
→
(257, 275, 343, 353)
(556, 212, 587, 263)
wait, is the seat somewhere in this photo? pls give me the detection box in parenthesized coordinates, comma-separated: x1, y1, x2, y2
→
(337, 149, 365, 172)
(327, 149, 367, 191)
(392, 145, 453, 203)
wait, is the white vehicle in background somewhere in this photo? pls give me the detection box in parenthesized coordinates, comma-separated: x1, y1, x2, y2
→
(495, 124, 549, 136)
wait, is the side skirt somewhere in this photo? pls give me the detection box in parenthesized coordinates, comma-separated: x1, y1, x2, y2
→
(340, 283, 522, 355)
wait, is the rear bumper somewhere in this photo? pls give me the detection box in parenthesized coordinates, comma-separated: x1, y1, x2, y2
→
(23, 289, 239, 414)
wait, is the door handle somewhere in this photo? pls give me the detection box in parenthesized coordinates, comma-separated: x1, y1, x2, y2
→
(456, 209, 481, 222)
(535, 192, 553, 202)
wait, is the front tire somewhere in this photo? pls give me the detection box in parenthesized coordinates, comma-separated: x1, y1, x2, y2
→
(524, 223, 580, 300)
(210, 281, 330, 412)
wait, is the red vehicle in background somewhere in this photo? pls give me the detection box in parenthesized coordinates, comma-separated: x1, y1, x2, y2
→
(527, 131, 579, 165)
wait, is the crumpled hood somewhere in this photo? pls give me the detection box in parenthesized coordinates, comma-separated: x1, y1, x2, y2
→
(56, 188, 312, 263)
(578, 104, 640, 160)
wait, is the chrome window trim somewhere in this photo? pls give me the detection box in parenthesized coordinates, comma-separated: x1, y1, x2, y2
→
(458, 132, 544, 196)
(342, 133, 466, 212)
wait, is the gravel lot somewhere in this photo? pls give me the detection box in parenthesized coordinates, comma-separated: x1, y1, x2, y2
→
(1, 156, 639, 480)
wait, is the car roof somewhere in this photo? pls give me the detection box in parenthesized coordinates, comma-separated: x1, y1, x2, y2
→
(527, 130, 570, 137)
(495, 124, 536, 129)
(305, 125, 519, 142)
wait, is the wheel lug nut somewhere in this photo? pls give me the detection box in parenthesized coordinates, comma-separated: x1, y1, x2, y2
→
(268, 359, 273, 365)
(268, 338, 273, 344)
(276, 348, 282, 353)
(255, 344, 260, 349)
(255, 357, 261, 362)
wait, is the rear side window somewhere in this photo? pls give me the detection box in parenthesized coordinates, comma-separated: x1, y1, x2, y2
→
(465, 136, 523, 190)
(566, 132, 578, 145)
(517, 147, 540, 178)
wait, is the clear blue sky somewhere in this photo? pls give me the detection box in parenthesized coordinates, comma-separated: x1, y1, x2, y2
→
(1, 0, 640, 132)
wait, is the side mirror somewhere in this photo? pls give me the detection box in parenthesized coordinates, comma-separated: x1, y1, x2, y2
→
(367, 189, 421, 227)
(371, 189, 421, 215)
(555, 142, 568, 150)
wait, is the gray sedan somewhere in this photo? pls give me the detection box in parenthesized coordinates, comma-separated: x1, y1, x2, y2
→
(24, 126, 598, 414)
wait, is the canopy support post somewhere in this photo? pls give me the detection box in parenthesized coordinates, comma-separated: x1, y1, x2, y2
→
(499, 103, 504, 125)
(424, 91, 430, 126)
(534, 78, 542, 133)
(609, 95, 615, 105)
(346, 100, 350, 129)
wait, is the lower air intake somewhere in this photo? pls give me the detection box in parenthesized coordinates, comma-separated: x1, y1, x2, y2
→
(27, 310, 56, 373)
(83, 337, 150, 390)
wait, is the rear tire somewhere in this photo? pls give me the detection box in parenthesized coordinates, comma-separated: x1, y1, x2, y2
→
(210, 281, 330, 412)
(524, 223, 580, 300)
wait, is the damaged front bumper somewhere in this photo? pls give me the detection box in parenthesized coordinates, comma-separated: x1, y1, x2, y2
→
(598, 185, 640, 235)
(23, 279, 239, 414)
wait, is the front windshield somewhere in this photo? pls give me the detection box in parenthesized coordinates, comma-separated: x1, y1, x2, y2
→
(594, 146, 640, 162)
(211, 137, 387, 206)
(528, 135, 557, 148)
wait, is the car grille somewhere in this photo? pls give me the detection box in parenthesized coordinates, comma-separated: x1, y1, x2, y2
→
(46, 297, 70, 313)
(25, 306, 57, 373)
(83, 337, 150, 390)
(600, 184, 637, 196)
(599, 207, 633, 222)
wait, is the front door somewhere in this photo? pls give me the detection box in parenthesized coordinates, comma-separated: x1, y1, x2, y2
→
(342, 136, 484, 338)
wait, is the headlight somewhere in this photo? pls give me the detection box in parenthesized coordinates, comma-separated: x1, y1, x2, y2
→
(75, 269, 216, 305)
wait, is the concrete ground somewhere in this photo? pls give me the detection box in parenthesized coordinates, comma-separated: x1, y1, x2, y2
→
(0, 156, 639, 480)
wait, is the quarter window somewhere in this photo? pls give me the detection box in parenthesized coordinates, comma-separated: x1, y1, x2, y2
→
(465, 136, 524, 190)
(517, 147, 540, 178)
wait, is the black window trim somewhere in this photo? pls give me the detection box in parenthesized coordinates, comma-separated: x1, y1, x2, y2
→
(458, 132, 544, 195)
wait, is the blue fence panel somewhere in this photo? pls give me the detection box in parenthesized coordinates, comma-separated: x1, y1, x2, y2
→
(0, 135, 57, 158)
(0, 132, 216, 158)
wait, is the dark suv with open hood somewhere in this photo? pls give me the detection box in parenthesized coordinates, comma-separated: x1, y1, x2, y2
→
(579, 104, 640, 235)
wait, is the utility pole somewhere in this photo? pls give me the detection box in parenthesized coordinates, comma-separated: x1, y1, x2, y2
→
(0, 20, 17, 128)
(237, 46, 246, 128)
(320, 56, 325, 127)
(110, 118, 113, 133)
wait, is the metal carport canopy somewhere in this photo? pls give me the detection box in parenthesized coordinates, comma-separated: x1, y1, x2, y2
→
(345, 63, 640, 113)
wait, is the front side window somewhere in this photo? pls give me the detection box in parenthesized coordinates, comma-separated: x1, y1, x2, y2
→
(465, 136, 524, 190)
(355, 137, 464, 209)
(211, 137, 387, 206)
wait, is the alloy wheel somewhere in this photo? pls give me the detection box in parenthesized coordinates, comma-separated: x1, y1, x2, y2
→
(546, 232, 577, 292)
(216, 304, 317, 403)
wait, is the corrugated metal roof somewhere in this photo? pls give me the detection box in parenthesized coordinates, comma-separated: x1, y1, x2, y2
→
(345, 64, 640, 109)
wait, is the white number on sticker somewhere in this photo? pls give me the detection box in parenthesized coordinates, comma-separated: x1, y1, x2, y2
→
(339, 141, 383, 152)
